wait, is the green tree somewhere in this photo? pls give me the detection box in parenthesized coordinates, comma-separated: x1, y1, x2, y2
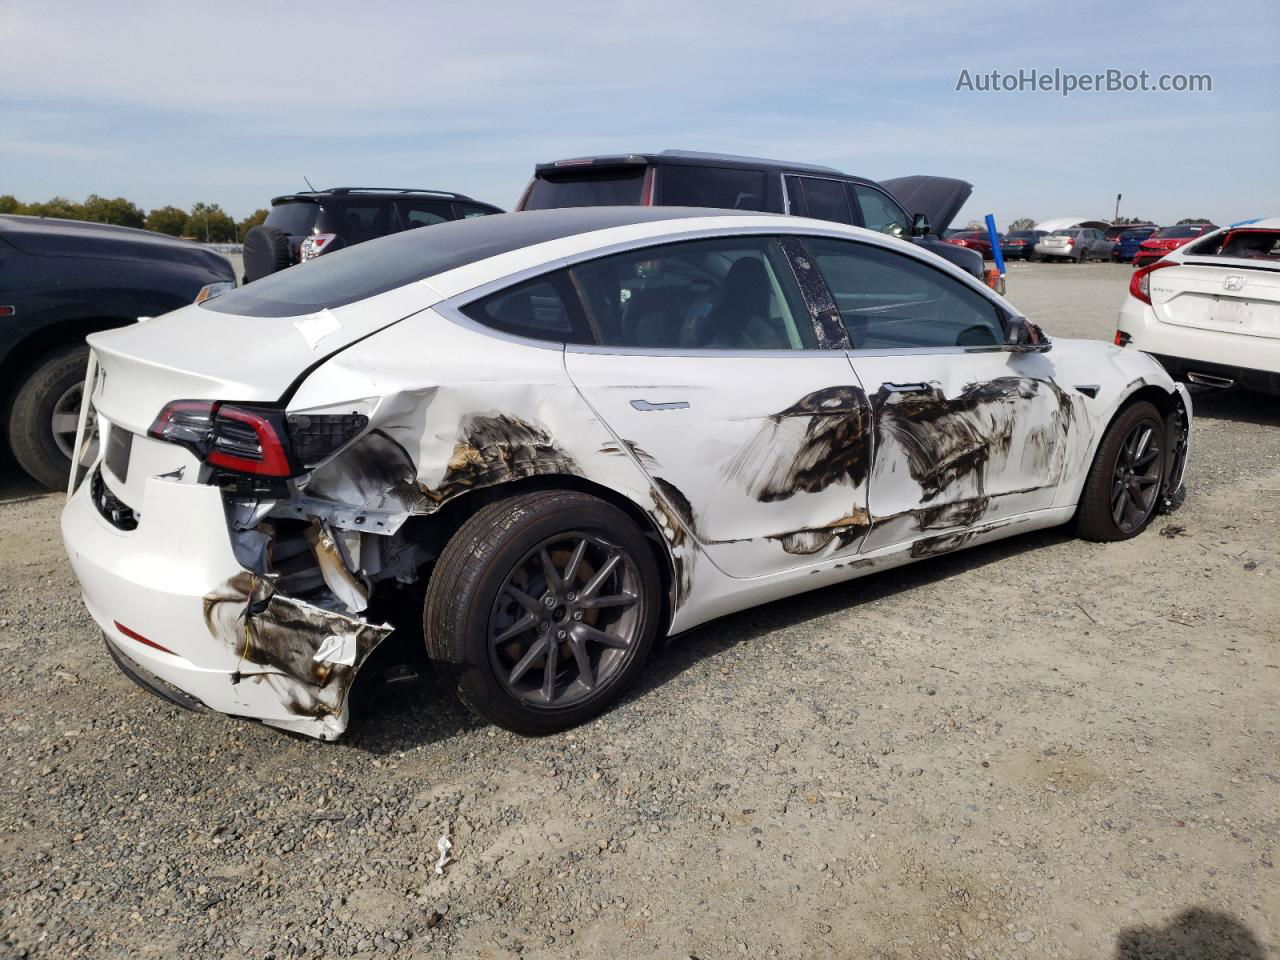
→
(238, 208, 269, 236)
(1177, 217, 1212, 224)
(23, 196, 83, 220)
(145, 205, 189, 236)
(1008, 217, 1035, 231)
(80, 194, 145, 228)
(184, 202, 237, 243)
(1115, 216, 1149, 225)
(0, 195, 23, 215)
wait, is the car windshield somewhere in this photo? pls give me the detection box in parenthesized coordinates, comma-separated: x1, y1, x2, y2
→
(523, 170, 646, 209)
(1051, 230, 1080, 237)
(1007, 231, 1040, 239)
(1155, 225, 1208, 239)
(1121, 228, 1154, 239)
(1189, 228, 1280, 260)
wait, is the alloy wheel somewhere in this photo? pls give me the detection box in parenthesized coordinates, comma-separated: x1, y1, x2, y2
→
(1111, 420, 1162, 533)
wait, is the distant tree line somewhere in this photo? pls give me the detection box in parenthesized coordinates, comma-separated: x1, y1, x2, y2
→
(0, 194, 268, 243)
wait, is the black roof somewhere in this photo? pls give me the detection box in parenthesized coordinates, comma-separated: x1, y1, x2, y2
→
(204, 207, 764, 318)
(270, 187, 480, 205)
(535, 149, 854, 179)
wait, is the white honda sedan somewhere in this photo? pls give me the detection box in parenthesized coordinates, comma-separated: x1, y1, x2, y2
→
(1118, 217, 1280, 394)
(61, 208, 1192, 740)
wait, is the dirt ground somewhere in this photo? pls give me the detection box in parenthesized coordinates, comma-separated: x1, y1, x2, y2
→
(1, 261, 1276, 960)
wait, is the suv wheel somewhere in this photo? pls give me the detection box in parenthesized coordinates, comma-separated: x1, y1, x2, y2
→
(8, 345, 90, 489)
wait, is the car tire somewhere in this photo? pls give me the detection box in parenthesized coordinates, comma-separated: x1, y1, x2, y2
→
(425, 490, 662, 734)
(8, 345, 90, 490)
(1074, 401, 1167, 542)
(242, 225, 292, 283)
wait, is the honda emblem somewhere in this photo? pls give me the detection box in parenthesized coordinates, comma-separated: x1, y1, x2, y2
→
(1223, 275, 1246, 291)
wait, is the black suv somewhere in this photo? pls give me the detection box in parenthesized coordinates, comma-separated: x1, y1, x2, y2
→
(516, 150, 982, 278)
(242, 187, 503, 283)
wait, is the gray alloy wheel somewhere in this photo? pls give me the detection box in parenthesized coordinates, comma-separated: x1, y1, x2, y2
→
(51, 381, 83, 460)
(1110, 420, 1163, 534)
(488, 532, 643, 709)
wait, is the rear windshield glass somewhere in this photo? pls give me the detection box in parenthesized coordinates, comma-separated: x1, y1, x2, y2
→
(1186, 228, 1279, 260)
(265, 202, 320, 235)
(523, 170, 645, 209)
(1155, 225, 1210, 239)
(1006, 231, 1042, 239)
(1121, 228, 1154, 238)
(659, 165, 767, 211)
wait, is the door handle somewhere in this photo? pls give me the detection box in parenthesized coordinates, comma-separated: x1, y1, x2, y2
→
(882, 382, 932, 395)
(630, 399, 690, 412)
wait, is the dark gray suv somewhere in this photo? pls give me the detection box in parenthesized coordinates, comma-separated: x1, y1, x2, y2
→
(515, 150, 982, 278)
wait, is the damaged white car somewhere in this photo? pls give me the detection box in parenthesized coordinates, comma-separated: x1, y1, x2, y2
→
(62, 208, 1192, 740)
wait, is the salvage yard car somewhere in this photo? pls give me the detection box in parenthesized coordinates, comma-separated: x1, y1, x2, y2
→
(1033, 228, 1113, 263)
(0, 214, 236, 488)
(1118, 217, 1279, 394)
(1132, 223, 1219, 269)
(61, 208, 1192, 741)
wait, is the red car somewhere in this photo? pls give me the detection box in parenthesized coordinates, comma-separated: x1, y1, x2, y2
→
(943, 229, 1003, 260)
(1132, 223, 1219, 268)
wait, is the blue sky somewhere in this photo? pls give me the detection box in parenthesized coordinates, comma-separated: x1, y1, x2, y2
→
(2, 0, 1277, 228)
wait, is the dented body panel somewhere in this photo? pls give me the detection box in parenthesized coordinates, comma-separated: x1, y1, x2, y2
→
(62, 209, 1193, 739)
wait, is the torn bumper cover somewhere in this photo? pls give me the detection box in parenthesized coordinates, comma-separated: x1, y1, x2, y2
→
(61, 474, 391, 740)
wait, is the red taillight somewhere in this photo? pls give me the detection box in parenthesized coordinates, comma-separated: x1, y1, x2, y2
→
(299, 233, 336, 261)
(640, 167, 656, 206)
(206, 406, 293, 476)
(1129, 260, 1178, 305)
(1115, 330, 1132, 346)
(149, 401, 294, 477)
(1064, 237, 1074, 246)
(114, 621, 176, 656)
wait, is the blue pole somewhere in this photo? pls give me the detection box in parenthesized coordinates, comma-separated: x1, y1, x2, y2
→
(985, 214, 1006, 276)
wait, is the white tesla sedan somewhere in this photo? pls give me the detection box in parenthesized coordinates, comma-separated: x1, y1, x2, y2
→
(61, 208, 1192, 740)
(1118, 217, 1280, 394)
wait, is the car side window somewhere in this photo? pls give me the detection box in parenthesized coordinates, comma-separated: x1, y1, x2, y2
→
(793, 177, 854, 225)
(803, 236, 1005, 350)
(461, 272, 593, 344)
(569, 236, 817, 351)
(395, 201, 452, 230)
(338, 202, 390, 238)
(658, 165, 768, 211)
(851, 185, 909, 237)
(454, 203, 498, 219)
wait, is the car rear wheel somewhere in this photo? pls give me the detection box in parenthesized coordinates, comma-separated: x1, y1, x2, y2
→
(425, 491, 662, 734)
(8, 345, 90, 490)
(1074, 401, 1167, 542)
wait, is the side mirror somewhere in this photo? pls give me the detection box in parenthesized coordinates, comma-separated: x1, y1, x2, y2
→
(1005, 316, 1051, 352)
(910, 213, 930, 237)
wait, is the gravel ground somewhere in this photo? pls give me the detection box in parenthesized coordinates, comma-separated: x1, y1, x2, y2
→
(1, 262, 1276, 959)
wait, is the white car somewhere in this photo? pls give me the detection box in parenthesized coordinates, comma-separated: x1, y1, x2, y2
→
(1118, 217, 1280, 394)
(61, 209, 1192, 740)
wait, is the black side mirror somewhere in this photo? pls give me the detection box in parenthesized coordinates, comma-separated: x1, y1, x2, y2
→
(1005, 316, 1052, 352)
(910, 212, 930, 237)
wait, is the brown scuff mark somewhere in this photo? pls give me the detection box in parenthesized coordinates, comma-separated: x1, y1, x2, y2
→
(724, 385, 873, 501)
(766, 507, 870, 556)
(422, 413, 580, 506)
(909, 530, 977, 559)
(203, 572, 392, 724)
(648, 476, 695, 608)
(872, 377, 1073, 503)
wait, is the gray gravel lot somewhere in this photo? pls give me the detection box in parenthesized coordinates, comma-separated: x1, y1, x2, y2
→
(1, 262, 1277, 959)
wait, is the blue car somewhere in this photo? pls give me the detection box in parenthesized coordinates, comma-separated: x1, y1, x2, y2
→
(1112, 226, 1157, 263)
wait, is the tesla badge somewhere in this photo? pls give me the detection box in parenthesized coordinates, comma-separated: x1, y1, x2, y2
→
(1223, 275, 1246, 291)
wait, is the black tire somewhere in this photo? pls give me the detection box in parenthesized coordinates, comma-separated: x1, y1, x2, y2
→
(7, 345, 90, 490)
(241, 225, 292, 283)
(1074, 401, 1167, 542)
(425, 491, 662, 734)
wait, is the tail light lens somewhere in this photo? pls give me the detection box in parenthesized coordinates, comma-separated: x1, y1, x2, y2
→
(149, 402, 370, 477)
(640, 167, 656, 206)
(299, 233, 337, 261)
(1115, 330, 1132, 346)
(1129, 260, 1178, 305)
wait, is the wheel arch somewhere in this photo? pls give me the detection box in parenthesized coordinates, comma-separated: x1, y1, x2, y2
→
(404, 472, 679, 632)
(0, 316, 132, 410)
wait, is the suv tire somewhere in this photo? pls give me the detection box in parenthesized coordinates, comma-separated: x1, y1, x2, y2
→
(242, 225, 293, 283)
(8, 345, 90, 490)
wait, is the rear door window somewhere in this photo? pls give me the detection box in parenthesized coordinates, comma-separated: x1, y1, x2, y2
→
(658, 165, 768, 211)
(395, 201, 453, 230)
(338, 202, 391, 239)
(804, 236, 1005, 349)
(461, 272, 593, 343)
(523, 170, 646, 209)
(792, 177, 854, 225)
(454, 203, 499, 219)
(851, 185, 909, 236)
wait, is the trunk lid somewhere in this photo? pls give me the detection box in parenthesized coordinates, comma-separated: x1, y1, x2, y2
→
(1150, 262, 1280, 340)
(88, 281, 440, 434)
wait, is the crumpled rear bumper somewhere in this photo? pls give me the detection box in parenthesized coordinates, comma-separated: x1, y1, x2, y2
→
(61, 471, 390, 740)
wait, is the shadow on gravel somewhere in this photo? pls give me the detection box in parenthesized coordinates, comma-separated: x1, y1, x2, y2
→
(1190, 388, 1280, 427)
(1114, 907, 1265, 959)
(630, 524, 1075, 708)
(0, 461, 51, 504)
